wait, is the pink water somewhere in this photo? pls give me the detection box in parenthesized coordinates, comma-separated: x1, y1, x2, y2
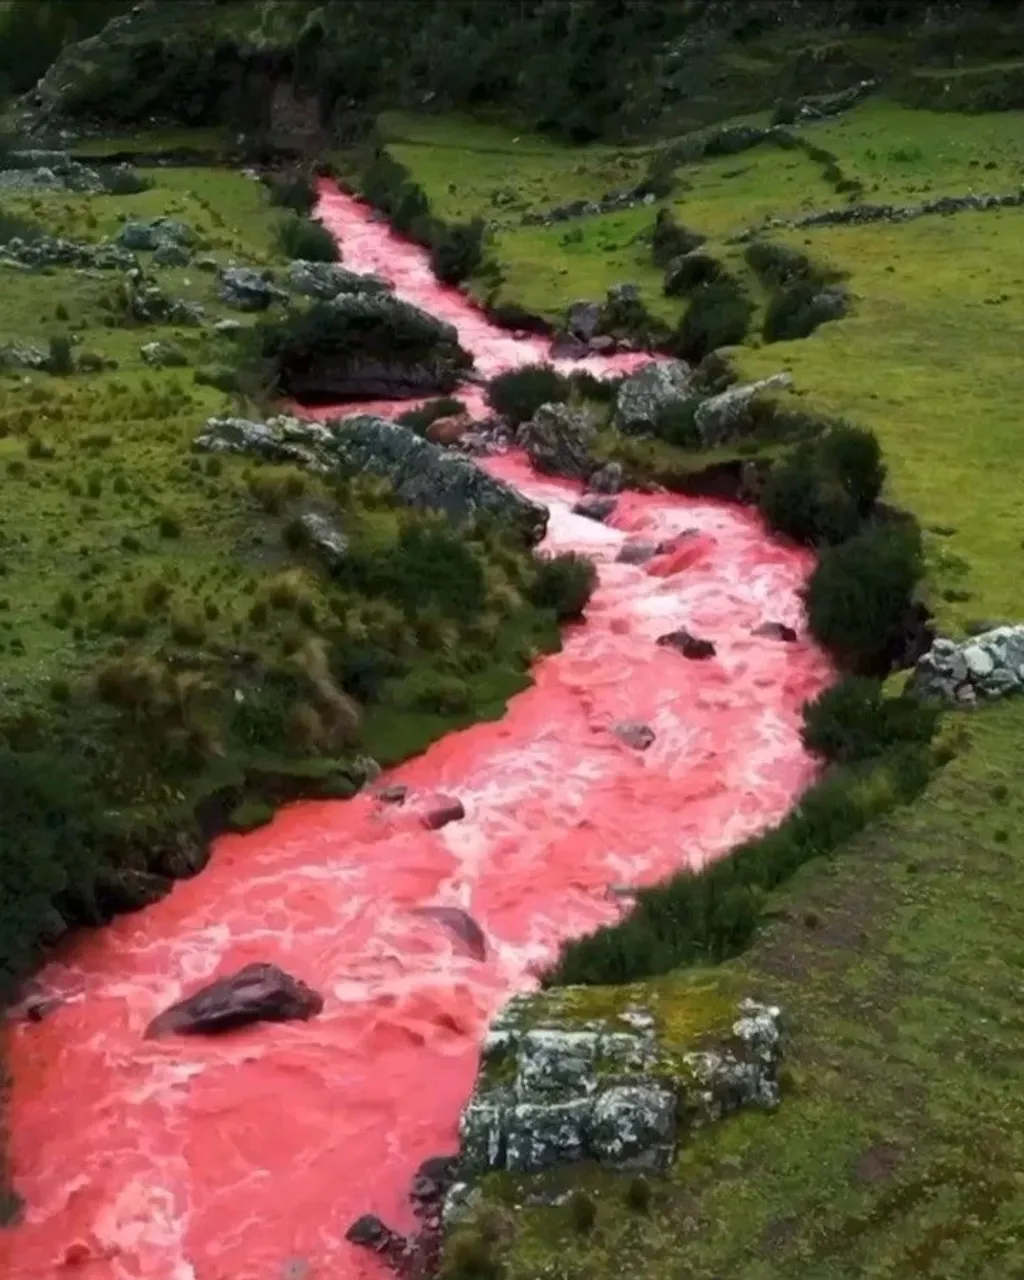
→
(2, 183, 833, 1280)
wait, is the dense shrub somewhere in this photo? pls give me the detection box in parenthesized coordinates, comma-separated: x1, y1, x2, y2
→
(267, 171, 317, 215)
(528, 551, 598, 622)
(430, 217, 485, 285)
(486, 364, 570, 425)
(654, 396, 702, 448)
(763, 280, 848, 343)
(803, 676, 940, 764)
(274, 215, 338, 263)
(395, 397, 467, 435)
(673, 276, 754, 362)
(650, 207, 705, 268)
(47, 335, 74, 376)
(743, 241, 819, 290)
(759, 425, 884, 546)
(663, 250, 721, 296)
(806, 523, 925, 673)
(569, 369, 621, 403)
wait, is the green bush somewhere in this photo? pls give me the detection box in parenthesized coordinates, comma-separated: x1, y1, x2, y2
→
(528, 551, 597, 622)
(763, 280, 848, 343)
(803, 677, 939, 765)
(664, 250, 721, 296)
(743, 241, 819, 290)
(430, 218, 486, 284)
(654, 396, 702, 448)
(806, 523, 925, 674)
(274, 215, 338, 263)
(486, 364, 570, 425)
(569, 369, 621, 403)
(651, 207, 705, 268)
(674, 276, 754, 362)
(47, 335, 74, 376)
(267, 171, 317, 214)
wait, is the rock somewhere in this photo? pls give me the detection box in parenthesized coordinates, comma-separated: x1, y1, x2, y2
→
(657, 628, 716, 660)
(94, 867, 171, 916)
(518, 402, 596, 480)
(753, 621, 798, 642)
(421, 795, 465, 830)
(152, 242, 191, 268)
(566, 299, 602, 341)
(549, 332, 589, 360)
(693, 373, 794, 447)
(298, 512, 348, 566)
(411, 1155, 458, 1204)
(587, 461, 624, 494)
(572, 494, 617, 522)
(195, 256, 218, 273)
(610, 721, 655, 750)
(588, 335, 616, 353)
(376, 783, 408, 805)
(0, 233, 136, 272)
(458, 995, 782, 1177)
(607, 281, 641, 305)
(425, 414, 473, 446)
(218, 266, 288, 311)
(194, 413, 549, 545)
(614, 360, 693, 434)
(145, 962, 323, 1038)
(140, 340, 188, 368)
(0, 342, 50, 372)
(213, 318, 243, 337)
(413, 906, 487, 961)
(344, 1214, 408, 1261)
(616, 538, 660, 565)
(286, 259, 390, 300)
(910, 625, 1024, 704)
(664, 249, 721, 295)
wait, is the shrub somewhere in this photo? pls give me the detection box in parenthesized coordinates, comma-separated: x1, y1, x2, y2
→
(674, 276, 753, 363)
(569, 369, 621, 403)
(47, 335, 74, 376)
(806, 523, 925, 674)
(654, 396, 702, 448)
(430, 218, 486, 285)
(528, 551, 597, 622)
(267, 171, 317, 214)
(625, 1176, 653, 1214)
(274, 215, 338, 263)
(651, 208, 705, 268)
(802, 677, 939, 765)
(664, 250, 721, 296)
(763, 280, 848, 343)
(395, 397, 467, 435)
(568, 1189, 598, 1232)
(486, 364, 570, 425)
(743, 241, 819, 290)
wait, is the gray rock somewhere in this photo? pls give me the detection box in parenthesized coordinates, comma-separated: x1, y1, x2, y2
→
(573, 494, 617, 522)
(218, 266, 288, 312)
(567, 299, 602, 340)
(287, 259, 391, 300)
(140, 340, 188, 368)
(0, 342, 49, 372)
(588, 334, 616, 353)
(752, 621, 798, 643)
(610, 721, 655, 750)
(693, 373, 793, 447)
(298, 512, 348, 566)
(911, 625, 1024, 704)
(614, 359, 693, 434)
(118, 217, 195, 252)
(589, 1085, 677, 1168)
(145, 963, 323, 1037)
(152, 242, 191, 268)
(213, 318, 243, 337)
(0, 234, 136, 272)
(506, 1100, 592, 1170)
(587, 461, 624, 494)
(657, 628, 716, 660)
(684, 998, 784, 1123)
(616, 538, 660, 565)
(517, 402, 596, 480)
(193, 414, 549, 545)
(550, 332, 589, 360)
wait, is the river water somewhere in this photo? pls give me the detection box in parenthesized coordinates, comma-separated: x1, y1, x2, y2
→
(1, 182, 832, 1280)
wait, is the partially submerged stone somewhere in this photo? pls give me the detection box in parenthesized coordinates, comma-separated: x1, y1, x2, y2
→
(572, 494, 617, 522)
(753, 620, 798, 642)
(421, 795, 466, 831)
(610, 720, 656, 750)
(657, 628, 716, 660)
(145, 962, 323, 1037)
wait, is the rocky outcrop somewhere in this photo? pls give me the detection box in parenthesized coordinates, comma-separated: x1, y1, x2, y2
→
(120, 267, 205, 325)
(517, 402, 596, 480)
(193, 414, 549, 544)
(297, 511, 348, 567)
(140, 340, 187, 368)
(693, 372, 794, 447)
(0, 234, 137, 272)
(614, 360, 693, 434)
(910, 625, 1024, 703)
(0, 152, 146, 195)
(118, 217, 195, 252)
(454, 993, 782, 1180)
(219, 266, 289, 311)
(587, 461, 624, 494)
(287, 259, 391, 300)
(145, 963, 323, 1038)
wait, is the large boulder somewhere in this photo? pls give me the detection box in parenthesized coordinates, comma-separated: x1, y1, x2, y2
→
(517, 402, 596, 480)
(118, 217, 195, 252)
(614, 360, 693, 434)
(145, 963, 323, 1037)
(693, 372, 793, 447)
(259, 293, 472, 401)
(194, 413, 549, 544)
(218, 266, 289, 312)
(910, 625, 1024, 703)
(566, 299, 602, 341)
(287, 259, 391, 300)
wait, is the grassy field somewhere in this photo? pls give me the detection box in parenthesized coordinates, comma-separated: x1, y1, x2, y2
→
(369, 98, 1024, 1279)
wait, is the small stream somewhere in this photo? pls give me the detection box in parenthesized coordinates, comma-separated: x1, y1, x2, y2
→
(1, 181, 833, 1280)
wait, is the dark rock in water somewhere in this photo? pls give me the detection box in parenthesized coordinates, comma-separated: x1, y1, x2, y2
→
(413, 906, 487, 960)
(616, 538, 660, 565)
(588, 334, 616, 353)
(345, 1214, 408, 1263)
(573, 494, 617, 522)
(145, 962, 323, 1038)
(411, 1155, 458, 1204)
(376, 783, 409, 805)
(656, 628, 716, 660)
(421, 795, 466, 831)
(566, 299, 602, 341)
(94, 867, 172, 916)
(587, 461, 624, 494)
(753, 621, 798, 642)
(518, 402, 596, 480)
(194, 413, 549, 546)
(549, 331, 589, 360)
(611, 721, 655, 750)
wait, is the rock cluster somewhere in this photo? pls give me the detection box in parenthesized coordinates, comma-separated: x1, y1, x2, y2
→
(517, 402, 596, 480)
(287, 259, 391, 299)
(120, 267, 204, 325)
(0, 152, 144, 194)
(455, 995, 782, 1179)
(522, 185, 657, 228)
(194, 413, 549, 544)
(117, 217, 196, 253)
(911, 625, 1024, 703)
(0, 234, 137, 272)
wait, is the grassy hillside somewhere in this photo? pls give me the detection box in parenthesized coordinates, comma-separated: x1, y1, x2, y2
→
(356, 96, 1024, 1280)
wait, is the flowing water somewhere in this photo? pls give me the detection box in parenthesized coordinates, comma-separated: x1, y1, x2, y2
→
(1, 182, 833, 1280)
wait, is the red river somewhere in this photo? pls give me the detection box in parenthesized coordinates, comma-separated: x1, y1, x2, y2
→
(1, 182, 833, 1279)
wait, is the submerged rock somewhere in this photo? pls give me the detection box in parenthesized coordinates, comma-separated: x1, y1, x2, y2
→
(421, 795, 466, 830)
(517, 402, 596, 480)
(572, 494, 617, 522)
(616, 538, 661, 565)
(910, 625, 1024, 703)
(413, 906, 487, 960)
(753, 621, 798, 642)
(614, 360, 692, 434)
(587, 461, 624, 494)
(657, 628, 716, 660)
(145, 962, 323, 1038)
(610, 721, 656, 750)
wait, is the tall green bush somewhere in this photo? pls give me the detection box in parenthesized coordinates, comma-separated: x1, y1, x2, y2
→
(486, 364, 571, 425)
(673, 276, 754, 362)
(274, 215, 338, 263)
